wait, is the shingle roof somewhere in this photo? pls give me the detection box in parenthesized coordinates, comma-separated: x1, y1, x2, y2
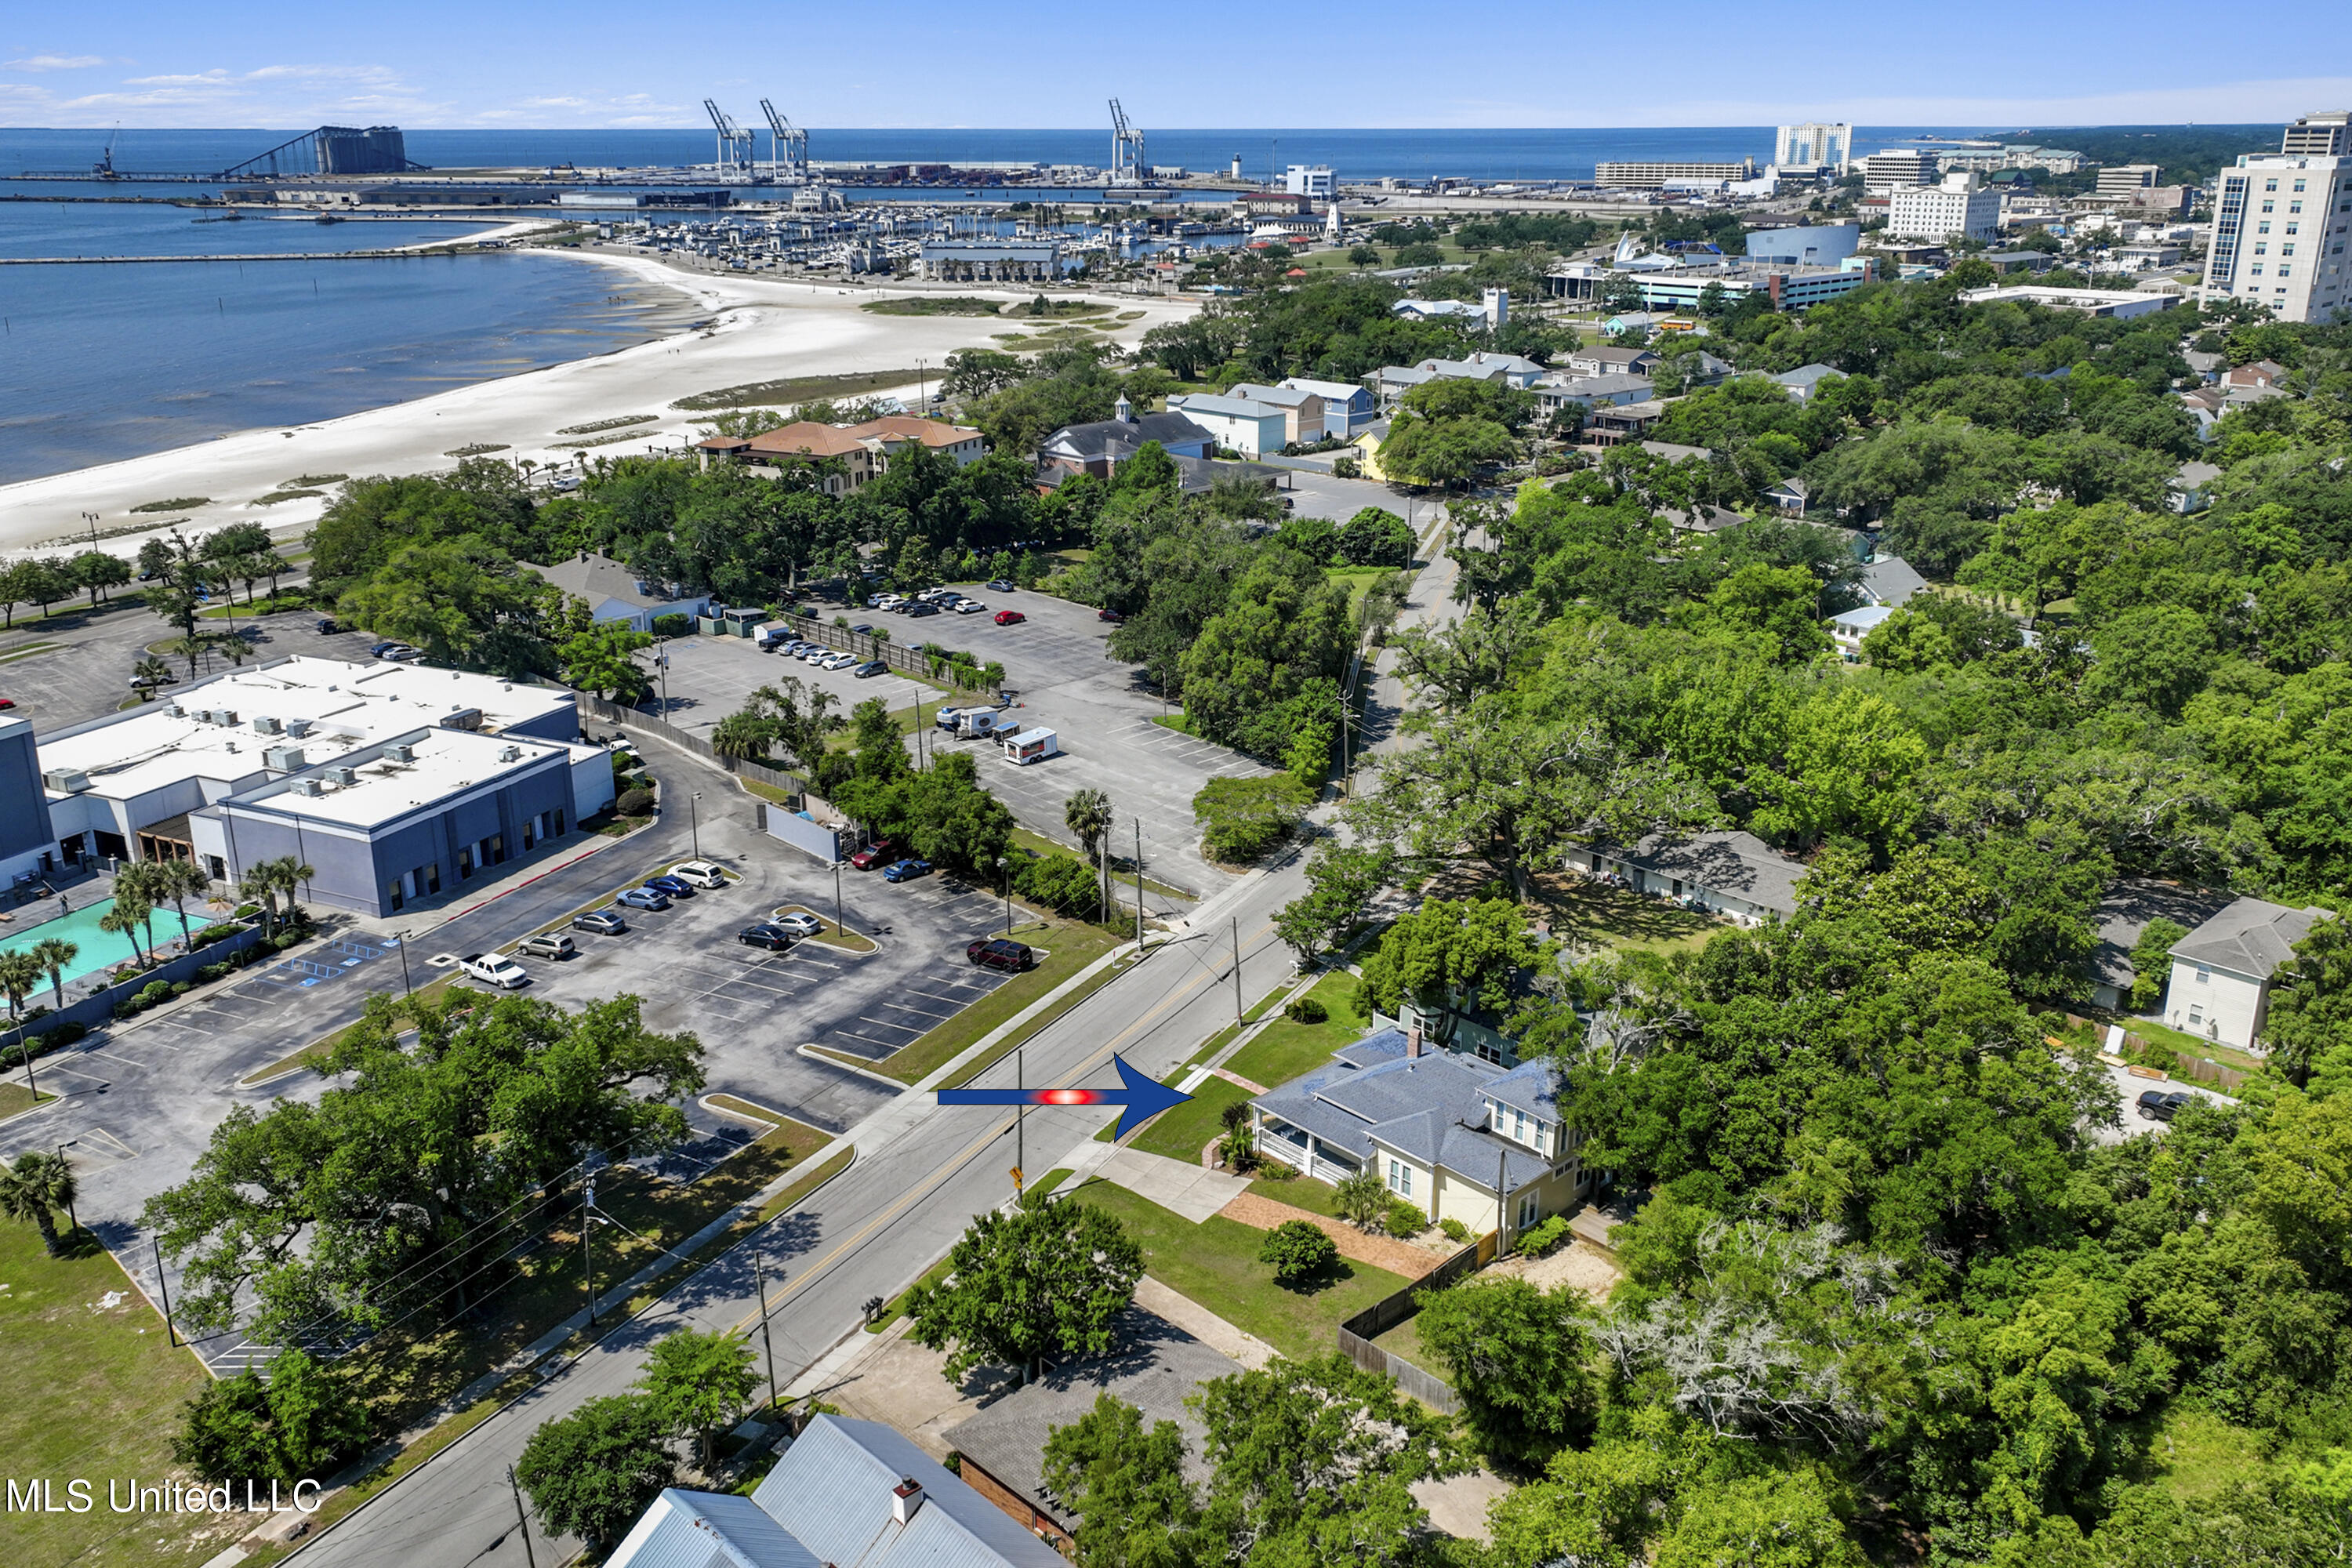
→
(1226, 383, 1315, 408)
(1279, 376, 1371, 403)
(1043, 412, 1213, 461)
(1595, 829, 1804, 916)
(941, 1313, 1241, 1529)
(520, 551, 688, 611)
(2169, 896, 2328, 982)
(1773, 363, 1840, 388)
(1172, 394, 1285, 420)
(1831, 604, 1896, 633)
(1859, 557, 1928, 606)
(752, 1415, 1065, 1568)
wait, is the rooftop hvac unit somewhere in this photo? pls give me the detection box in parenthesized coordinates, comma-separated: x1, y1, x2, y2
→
(324, 765, 359, 786)
(445, 707, 485, 732)
(42, 768, 89, 794)
(252, 716, 282, 735)
(291, 779, 324, 797)
(209, 709, 238, 727)
(284, 717, 314, 738)
(384, 742, 416, 763)
(497, 745, 521, 763)
(263, 745, 307, 771)
(168, 703, 187, 717)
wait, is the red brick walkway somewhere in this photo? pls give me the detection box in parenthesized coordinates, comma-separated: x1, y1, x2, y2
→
(1217, 1191, 1444, 1279)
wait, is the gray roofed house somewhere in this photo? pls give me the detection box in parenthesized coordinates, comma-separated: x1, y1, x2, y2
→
(2168, 461, 2223, 514)
(750, 1414, 1068, 1568)
(1770, 363, 1842, 401)
(1570, 829, 1805, 924)
(1250, 1025, 1588, 1236)
(1638, 439, 1715, 463)
(1413, 350, 1548, 388)
(1764, 476, 1811, 516)
(1537, 371, 1657, 412)
(942, 1312, 1242, 1547)
(1858, 556, 1929, 607)
(520, 550, 710, 633)
(2087, 880, 2237, 1011)
(1831, 602, 1896, 657)
(2163, 896, 2332, 1053)
(1036, 406, 1215, 481)
(1658, 503, 1749, 535)
(1373, 364, 1440, 405)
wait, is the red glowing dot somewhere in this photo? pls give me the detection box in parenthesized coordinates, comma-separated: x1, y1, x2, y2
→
(1040, 1089, 1099, 1105)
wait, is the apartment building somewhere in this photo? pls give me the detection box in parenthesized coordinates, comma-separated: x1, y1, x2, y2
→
(1859, 148, 1938, 194)
(1775, 122, 1851, 172)
(2201, 112, 2352, 323)
(1886, 171, 2002, 242)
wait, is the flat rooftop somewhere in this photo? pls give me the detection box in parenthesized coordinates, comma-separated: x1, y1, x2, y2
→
(225, 728, 585, 831)
(39, 656, 574, 803)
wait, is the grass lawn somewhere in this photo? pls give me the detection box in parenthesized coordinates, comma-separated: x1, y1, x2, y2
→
(0, 1224, 220, 1568)
(1247, 1173, 1348, 1219)
(200, 590, 312, 619)
(1370, 1312, 1444, 1383)
(2126, 1406, 2271, 1501)
(1129, 1074, 1250, 1163)
(2125, 1017, 2267, 1076)
(1227, 972, 1368, 1087)
(0, 1080, 56, 1120)
(1069, 1178, 1410, 1365)
(864, 1254, 954, 1334)
(875, 917, 1126, 1086)
(1151, 712, 1199, 737)
(1324, 566, 1393, 615)
(1528, 876, 1722, 958)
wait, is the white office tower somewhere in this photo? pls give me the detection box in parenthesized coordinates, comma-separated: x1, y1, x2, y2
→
(1776, 122, 1851, 172)
(1286, 165, 1335, 198)
(2202, 113, 2352, 322)
(1886, 171, 2002, 242)
(1860, 147, 1940, 194)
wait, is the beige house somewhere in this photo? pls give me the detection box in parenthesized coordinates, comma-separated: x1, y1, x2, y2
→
(2165, 896, 2329, 1051)
(1250, 1024, 1588, 1238)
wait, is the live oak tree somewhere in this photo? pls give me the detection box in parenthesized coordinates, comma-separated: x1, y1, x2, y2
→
(908, 1192, 1142, 1382)
(173, 1347, 371, 1487)
(1414, 1276, 1602, 1465)
(517, 1395, 675, 1548)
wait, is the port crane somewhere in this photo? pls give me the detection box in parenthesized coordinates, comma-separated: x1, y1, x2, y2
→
(703, 99, 755, 178)
(760, 99, 809, 182)
(93, 122, 121, 179)
(1108, 99, 1146, 187)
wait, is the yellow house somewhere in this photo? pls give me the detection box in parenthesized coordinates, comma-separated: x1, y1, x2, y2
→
(1251, 1025, 1590, 1238)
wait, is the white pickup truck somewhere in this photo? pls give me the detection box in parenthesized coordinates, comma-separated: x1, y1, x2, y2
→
(459, 953, 529, 989)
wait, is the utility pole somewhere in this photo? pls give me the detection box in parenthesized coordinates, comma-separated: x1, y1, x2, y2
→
(582, 1181, 597, 1329)
(1494, 1149, 1509, 1255)
(753, 1253, 781, 1416)
(154, 1236, 176, 1347)
(1015, 1047, 1025, 1196)
(506, 1466, 539, 1568)
(690, 790, 702, 859)
(833, 856, 845, 937)
(1134, 818, 1144, 947)
(1231, 916, 1243, 1024)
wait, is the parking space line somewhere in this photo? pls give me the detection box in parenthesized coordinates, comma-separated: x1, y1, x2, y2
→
(829, 1032, 906, 1054)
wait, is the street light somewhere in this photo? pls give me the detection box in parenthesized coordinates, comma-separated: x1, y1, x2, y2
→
(996, 855, 1011, 935)
(393, 928, 413, 996)
(690, 791, 703, 859)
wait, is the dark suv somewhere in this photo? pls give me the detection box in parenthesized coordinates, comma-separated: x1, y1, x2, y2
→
(2135, 1088, 2194, 1122)
(967, 938, 1033, 972)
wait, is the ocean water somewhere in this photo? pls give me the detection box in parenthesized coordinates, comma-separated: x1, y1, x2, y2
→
(0, 204, 698, 485)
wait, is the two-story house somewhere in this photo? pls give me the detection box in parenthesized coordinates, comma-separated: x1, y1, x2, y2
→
(2165, 896, 2330, 1051)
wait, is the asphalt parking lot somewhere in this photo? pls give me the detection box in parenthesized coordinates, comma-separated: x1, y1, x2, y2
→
(468, 818, 1018, 1132)
(644, 592, 1276, 899)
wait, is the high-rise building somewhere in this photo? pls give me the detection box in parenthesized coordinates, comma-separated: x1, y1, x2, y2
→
(2281, 111, 2349, 157)
(2201, 114, 2351, 323)
(1776, 122, 1851, 171)
(1886, 172, 2002, 243)
(2096, 164, 2161, 198)
(1859, 149, 1939, 194)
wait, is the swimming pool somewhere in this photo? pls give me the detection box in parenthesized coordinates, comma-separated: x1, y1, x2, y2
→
(0, 896, 213, 987)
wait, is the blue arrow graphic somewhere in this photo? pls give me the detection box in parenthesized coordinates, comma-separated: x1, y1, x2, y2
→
(937, 1052, 1193, 1138)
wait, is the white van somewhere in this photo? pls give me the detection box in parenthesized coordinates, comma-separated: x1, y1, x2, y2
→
(1002, 727, 1059, 765)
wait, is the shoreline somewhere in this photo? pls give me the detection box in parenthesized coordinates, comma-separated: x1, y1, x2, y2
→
(0, 246, 1195, 560)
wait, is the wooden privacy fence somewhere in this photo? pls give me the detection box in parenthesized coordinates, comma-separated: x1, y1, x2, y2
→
(2063, 1011, 2251, 1094)
(1332, 1232, 1494, 1415)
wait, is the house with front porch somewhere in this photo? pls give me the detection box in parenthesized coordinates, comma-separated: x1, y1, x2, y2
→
(1250, 1023, 1588, 1238)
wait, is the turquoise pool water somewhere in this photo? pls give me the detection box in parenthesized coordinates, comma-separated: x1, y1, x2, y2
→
(0, 896, 212, 985)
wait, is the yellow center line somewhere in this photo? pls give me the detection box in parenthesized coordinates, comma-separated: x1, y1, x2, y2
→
(731, 916, 1278, 1334)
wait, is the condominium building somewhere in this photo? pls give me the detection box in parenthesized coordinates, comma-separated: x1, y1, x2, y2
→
(1596, 158, 1757, 189)
(1775, 122, 1851, 172)
(1886, 172, 2002, 242)
(2282, 111, 2350, 157)
(2096, 164, 2162, 198)
(1859, 148, 1939, 194)
(2201, 114, 2352, 323)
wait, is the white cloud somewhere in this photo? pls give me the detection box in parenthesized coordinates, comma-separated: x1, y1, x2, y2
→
(1424, 74, 2352, 129)
(4, 53, 104, 71)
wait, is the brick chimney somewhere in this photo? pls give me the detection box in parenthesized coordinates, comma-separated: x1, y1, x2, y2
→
(1406, 1018, 1423, 1058)
(891, 1476, 924, 1526)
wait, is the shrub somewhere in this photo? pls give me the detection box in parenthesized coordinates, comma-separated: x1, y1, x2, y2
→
(113, 1000, 140, 1021)
(1258, 1219, 1340, 1288)
(1333, 455, 1362, 479)
(1014, 852, 1098, 916)
(36, 1020, 87, 1048)
(1515, 1215, 1570, 1257)
(170, 982, 191, 996)
(1337, 506, 1414, 568)
(1256, 1160, 1298, 1181)
(197, 963, 229, 983)
(1192, 773, 1315, 864)
(1439, 1217, 1471, 1243)
(1283, 995, 1329, 1025)
(1386, 1200, 1429, 1237)
(616, 786, 656, 817)
(651, 613, 692, 637)
(138, 980, 172, 1007)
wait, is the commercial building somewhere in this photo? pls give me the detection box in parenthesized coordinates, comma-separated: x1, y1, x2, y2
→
(603, 1415, 1064, 1568)
(2165, 896, 2332, 1052)
(2200, 114, 2351, 323)
(1605, 260, 1876, 314)
(1392, 287, 1510, 331)
(1284, 164, 1335, 198)
(696, 416, 985, 495)
(1743, 222, 1861, 267)
(1035, 398, 1214, 482)
(1886, 172, 2002, 242)
(2096, 164, 2163, 199)
(1166, 393, 1290, 458)
(0, 717, 60, 891)
(2281, 110, 2350, 157)
(915, 239, 1068, 281)
(1595, 157, 1757, 189)
(1859, 148, 1939, 194)
(1956, 283, 2181, 318)
(37, 656, 591, 874)
(1775, 122, 1851, 172)
(520, 550, 709, 632)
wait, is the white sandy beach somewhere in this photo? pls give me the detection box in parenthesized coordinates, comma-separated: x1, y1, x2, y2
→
(0, 247, 1198, 558)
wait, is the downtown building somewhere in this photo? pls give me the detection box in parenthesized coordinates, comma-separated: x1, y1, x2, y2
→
(2201, 111, 2351, 323)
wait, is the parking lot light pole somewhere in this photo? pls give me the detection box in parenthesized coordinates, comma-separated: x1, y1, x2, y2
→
(690, 792, 703, 859)
(996, 856, 1011, 935)
(582, 1181, 597, 1329)
(393, 928, 412, 996)
(833, 855, 845, 936)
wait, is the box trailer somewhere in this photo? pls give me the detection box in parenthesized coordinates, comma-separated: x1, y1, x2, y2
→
(1002, 727, 1059, 765)
(955, 710, 1005, 740)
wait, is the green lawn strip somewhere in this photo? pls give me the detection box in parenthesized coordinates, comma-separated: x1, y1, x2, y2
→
(1028, 1166, 1074, 1200)
(864, 1254, 954, 1334)
(1245, 1173, 1347, 1218)
(0, 640, 64, 663)
(887, 919, 1123, 1086)
(699, 1095, 833, 1167)
(1368, 1312, 1446, 1385)
(1225, 973, 1368, 1087)
(1151, 712, 1197, 736)
(0, 1080, 56, 1120)
(752, 1146, 854, 1225)
(1008, 824, 1188, 901)
(237, 1392, 509, 1568)
(1128, 1075, 1248, 1163)
(2122, 1017, 2266, 1076)
(1069, 1178, 1410, 1365)
(771, 904, 879, 954)
(0, 1225, 217, 1568)
(200, 593, 313, 619)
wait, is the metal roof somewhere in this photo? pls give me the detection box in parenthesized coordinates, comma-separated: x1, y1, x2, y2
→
(604, 1490, 826, 1568)
(752, 1415, 1065, 1568)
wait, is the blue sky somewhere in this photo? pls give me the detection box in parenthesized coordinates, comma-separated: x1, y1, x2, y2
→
(5, 1, 2350, 129)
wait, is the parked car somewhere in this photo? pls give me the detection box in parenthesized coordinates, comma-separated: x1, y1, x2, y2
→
(967, 938, 1034, 972)
(2136, 1088, 2196, 1123)
(315, 618, 340, 634)
(993, 609, 1025, 626)
(906, 602, 941, 618)
(848, 837, 897, 870)
(460, 953, 529, 989)
(644, 873, 696, 898)
(854, 660, 889, 677)
(825, 651, 858, 670)
(572, 909, 630, 935)
(616, 886, 671, 911)
(849, 622, 874, 635)
(1097, 608, 1123, 623)
(382, 644, 421, 661)
(670, 859, 728, 888)
(127, 670, 176, 688)
(773, 912, 825, 937)
(0, 698, 13, 710)
(881, 858, 933, 882)
(985, 579, 1016, 593)
(738, 923, 796, 952)
(520, 931, 577, 960)
(370, 641, 402, 657)
(956, 600, 986, 614)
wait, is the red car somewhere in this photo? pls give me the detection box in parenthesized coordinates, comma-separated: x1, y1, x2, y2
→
(0, 697, 15, 710)
(848, 838, 898, 870)
(1098, 608, 1124, 623)
(993, 609, 1025, 626)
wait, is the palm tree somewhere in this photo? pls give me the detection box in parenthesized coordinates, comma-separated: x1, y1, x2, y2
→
(29, 937, 77, 1010)
(238, 865, 281, 938)
(275, 856, 316, 928)
(114, 862, 168, 958)
(98, 903, 149, 968)
(0, 949, 42, 1025)
(0, 1151, 78, 1256)
(154, 858, 212, 951)
(171, 633, 210, 678)
(1065, 788, 1113, 920)
(131, 655, 172, 696)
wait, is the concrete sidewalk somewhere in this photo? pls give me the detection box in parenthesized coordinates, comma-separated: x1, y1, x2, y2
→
(1098, 1145, 1250, 1222)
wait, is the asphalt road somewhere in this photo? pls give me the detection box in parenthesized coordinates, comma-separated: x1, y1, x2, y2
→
(281, 537, 1462, 1568)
